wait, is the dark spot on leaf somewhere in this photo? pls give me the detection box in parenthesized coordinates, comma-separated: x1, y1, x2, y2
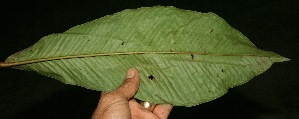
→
(121, 42, 124, 45)
(191, 54, 194, 60)
(148, 75, 155, 80)
(221, 69, 224, 72)
(204, 51, 207, 53)
(208, 90, 211, 92)
(209, 29, 214, 33)
(170, 49, 173, 52)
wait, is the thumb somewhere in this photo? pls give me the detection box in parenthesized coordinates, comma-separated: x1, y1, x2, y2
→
(114, 68, 140, 99)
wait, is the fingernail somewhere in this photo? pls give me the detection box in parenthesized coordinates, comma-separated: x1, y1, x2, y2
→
(126, 68, 135, 79)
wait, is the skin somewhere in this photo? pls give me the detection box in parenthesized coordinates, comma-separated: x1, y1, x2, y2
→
(92, 68, 173, 119)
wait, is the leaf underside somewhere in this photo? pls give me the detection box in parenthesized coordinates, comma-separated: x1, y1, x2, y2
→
(3, 6, 289, 106)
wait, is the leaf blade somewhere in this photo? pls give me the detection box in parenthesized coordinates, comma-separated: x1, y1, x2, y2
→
(2, 6, 289, 106)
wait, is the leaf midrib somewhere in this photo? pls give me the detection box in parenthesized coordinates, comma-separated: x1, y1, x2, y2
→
(0, 51, 265, 68)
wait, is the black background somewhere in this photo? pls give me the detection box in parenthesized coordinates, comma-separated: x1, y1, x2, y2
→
(0, 0, 298, 119)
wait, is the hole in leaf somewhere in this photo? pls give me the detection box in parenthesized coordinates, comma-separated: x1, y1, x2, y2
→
(148, 75, 155, 80)
(191, 54, 194, 60)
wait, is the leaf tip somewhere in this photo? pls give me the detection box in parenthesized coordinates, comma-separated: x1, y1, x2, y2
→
(270, 56, 291, 62)
(282, 57, 291, 62)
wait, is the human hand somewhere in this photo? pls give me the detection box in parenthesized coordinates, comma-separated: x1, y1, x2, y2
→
(92, 68, 173, 119)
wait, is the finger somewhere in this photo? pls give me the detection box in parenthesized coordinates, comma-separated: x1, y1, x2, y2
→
(100, 91, 107, 97)
(114, 68, 140, 100)
(129, 100, 157, 118)
(153, 104, 173, 119)
(128, 99, 146, 111)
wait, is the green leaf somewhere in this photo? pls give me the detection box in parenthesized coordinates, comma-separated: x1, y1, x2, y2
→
(0, 6, 289, 106)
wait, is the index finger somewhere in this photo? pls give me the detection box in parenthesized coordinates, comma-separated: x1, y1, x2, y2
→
(153, 104, 173, 119)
